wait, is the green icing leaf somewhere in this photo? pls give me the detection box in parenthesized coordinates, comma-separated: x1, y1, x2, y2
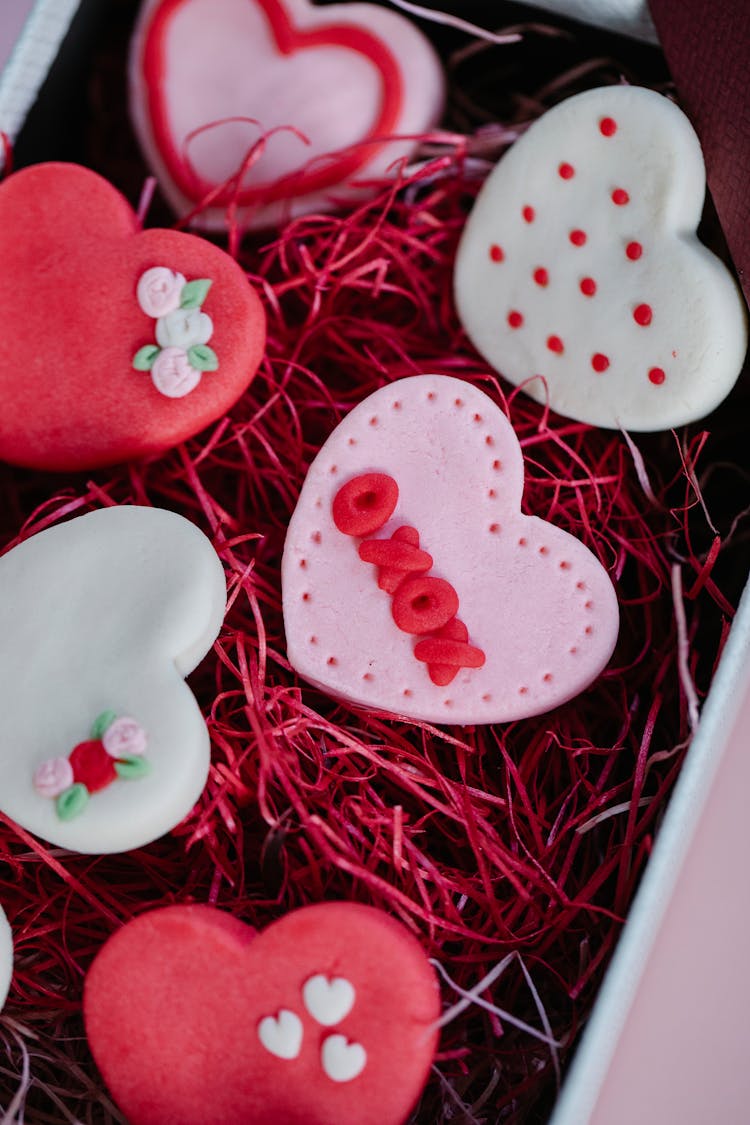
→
(91, 710, 117, 739)
(180, 279, 212, 309)
(114, 755, 150, 780)
(187, 344, 219, 372)
(56, 784, 89, 821)
(133, 344, 160, 371)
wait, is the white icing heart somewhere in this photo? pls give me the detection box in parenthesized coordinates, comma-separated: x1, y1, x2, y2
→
(257, 1008, 304, 1060)
(454, 86, 747, 431)
(302, 973, 356, 1027)
(0, 507, 226, 854)
(321, 1034, 367, 1083)
(0, 905, 12, 1012)
(129, 0, 444, 230)
(282, 374, 619, 725)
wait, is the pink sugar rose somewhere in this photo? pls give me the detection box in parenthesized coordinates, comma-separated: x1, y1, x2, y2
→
(150, 347, 201, 399)
(33, 756, 74, 798)
(102, 717, 148, 759)
(136, 267, 186, 318)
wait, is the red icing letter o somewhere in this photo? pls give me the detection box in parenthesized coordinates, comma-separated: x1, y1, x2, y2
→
(332, 473, 398, 537)
(391, 577, 459, 635)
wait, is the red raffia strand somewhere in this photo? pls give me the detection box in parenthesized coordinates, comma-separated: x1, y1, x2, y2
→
(0, 22, 748, 1125)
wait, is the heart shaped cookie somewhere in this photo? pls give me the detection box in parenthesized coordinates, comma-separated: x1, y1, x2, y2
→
(454, 86, 748, 431)
(0, 506, 226, 854)
(0, 905, 11, 1012)
(282, 375, 619, 724)
(84, 902, 440, 1125)
(0, 162, 266, 470)
(129, 0, 444, 229)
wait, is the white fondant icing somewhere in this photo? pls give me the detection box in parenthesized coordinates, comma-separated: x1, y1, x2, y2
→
(0, 904, 11, 1012)
(454, 86, 748, 431)
(0, 506, 226, 854)
(321, 1034, 367, 1083)
(257, 1008, 304, 1060)
(155, 307, 213, 350)
(303, 974, 356, 1027)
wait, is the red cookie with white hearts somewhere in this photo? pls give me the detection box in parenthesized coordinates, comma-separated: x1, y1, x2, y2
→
(282, 374, 619, 724)
(454, 86, 748, 431)
(0, 162, 265, 470)
(84, 902, 440, 1125)
(128, 0, 444, 230)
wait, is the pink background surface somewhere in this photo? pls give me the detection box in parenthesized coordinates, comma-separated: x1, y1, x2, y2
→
(0, 1, 35, 71)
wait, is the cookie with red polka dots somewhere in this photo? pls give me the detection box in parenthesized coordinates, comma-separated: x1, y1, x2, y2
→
(84, 902, 440, 1125)
(0, 905, 11, 1012)
(454, 86, 747, 431)
(282, 374, 619, 725)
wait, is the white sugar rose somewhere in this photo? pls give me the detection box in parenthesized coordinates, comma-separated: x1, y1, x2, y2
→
(137, 267, 186, 318)
(102, 717, 148, 759)
(150, 347, 202, 398)
(155, 307, 213, 350)
(33, 756, 74, 798)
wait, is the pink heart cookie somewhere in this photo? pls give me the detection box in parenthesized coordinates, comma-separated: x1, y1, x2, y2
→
(282, 375, 619, 724)
(129, 0, 444, 230)
(84, 902, 440, 1125)
(454, 86, 748, 431)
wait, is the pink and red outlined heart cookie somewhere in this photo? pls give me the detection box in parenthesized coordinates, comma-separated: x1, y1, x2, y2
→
(0, 162, 266, 470)
(282, 374, 619, 725)
(128, 0, 444, 230)
(84, 902, 440, 1125)
(454, 86, 748, 431)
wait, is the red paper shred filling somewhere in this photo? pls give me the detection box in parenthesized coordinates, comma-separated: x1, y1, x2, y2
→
(0, 46, 747, 1125)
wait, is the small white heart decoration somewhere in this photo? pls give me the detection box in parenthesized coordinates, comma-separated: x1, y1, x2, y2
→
(257, 1008, 304, 1060)
(0, 506, 227, 854)
(321, 1034, 367, 1083)
(0, 905, 12, 1012)
(302, 973, 356, 1026)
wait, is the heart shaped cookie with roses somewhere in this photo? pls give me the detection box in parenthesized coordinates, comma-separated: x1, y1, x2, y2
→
(0, 506, 226, 854)
(85, 902, 440, 1125)
(282, 374, 619, 725)
(0, 162, 265, 470)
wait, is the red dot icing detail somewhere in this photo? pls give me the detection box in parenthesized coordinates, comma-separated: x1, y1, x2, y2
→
(359, 526, 433, 594)
(332, 473, 398, 537)
(489, 243, 504, 263)
(600, 116, 617, 137)
(508, 310, 524, 329)
(547, 335, 564, 354)
(591, 353, 610, 373)
(558, 162, 575, 180)
(580, 277, 597, 297)
(633, 303, 653, 327)
(626, 241, 643, 261)
(648, 367, 666, 385)
(69, 741, 118, 793)
(569, 229, 587, 247)
(612, 188, 630, 206)
(522, 205, 535, 223)
(392, 576, 459, 636)
(533, 267, 549, 287)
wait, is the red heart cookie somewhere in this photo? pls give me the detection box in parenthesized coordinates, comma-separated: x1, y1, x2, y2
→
(84, 902, 440, 1125)
(282, 374, 619, 724)
(129, 0, 444, 229)
(0, 162, 266, 470)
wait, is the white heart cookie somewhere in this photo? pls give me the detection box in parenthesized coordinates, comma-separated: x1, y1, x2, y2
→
(0, 905, 12, 1011)
(0, 506, 226, 854)
(454, 86, 748, 431)
(282, 374, 619, 725)
(303, 973, 356, 1026)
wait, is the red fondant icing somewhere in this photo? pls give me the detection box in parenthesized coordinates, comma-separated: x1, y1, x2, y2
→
(611, 187, 630, 205)
(634, 303, 653, 326)
(558, 162, 575, 179)
(69, 741, 118, 793)
(414, 619, 486, 686)
(0, 163, 265, 471)
(489, 244, 504, 262)
(522, 205, 535, 223)
(508, 310, 524, 329)
(391, 576, 458, 635)
(592, 353, 610, 373)
(580, 277, 597, 297)
(533, 267, 549, 287)
(569, 229, 587, 247)
(649, 366, 666, 385)
(332, 474, 398, 537)
(626, 240, 643, 260)
(547, 335, 564, 354)
(141, 0, 405, 208)
(599, 116, 617, 136)
(359, 527, 432, 593)
(84, 902, 440, 1125)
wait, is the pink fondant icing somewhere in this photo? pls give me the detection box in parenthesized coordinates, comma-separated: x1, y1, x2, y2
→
(137, 266, 186, 317)
(102, 717, 148, 759)
(150, 346, 201, 398)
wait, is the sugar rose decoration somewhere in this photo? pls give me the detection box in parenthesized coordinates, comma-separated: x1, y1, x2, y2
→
(133, 267, 218, 398)
(33, 711, 149, 821)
